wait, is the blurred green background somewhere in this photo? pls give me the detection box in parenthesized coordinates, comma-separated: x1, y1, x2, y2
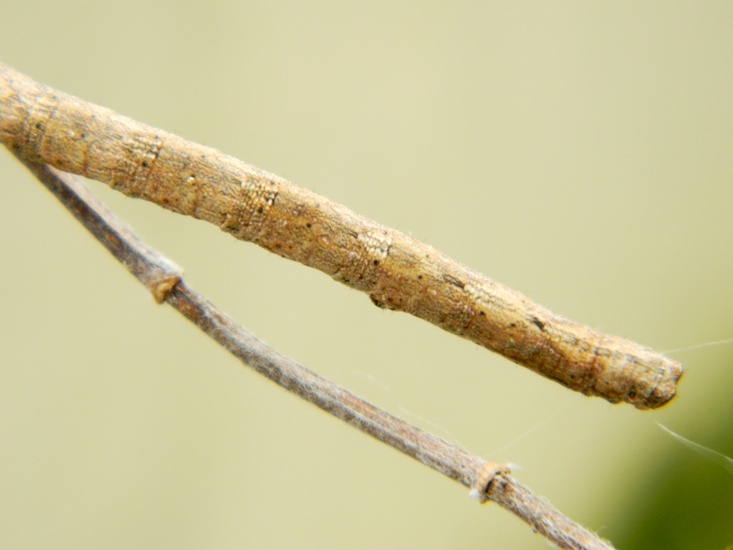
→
(1, 2, 732, 548)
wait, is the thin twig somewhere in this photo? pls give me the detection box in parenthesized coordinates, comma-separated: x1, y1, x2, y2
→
(0, 62, 682, 409)
(10, 150, 615, 550)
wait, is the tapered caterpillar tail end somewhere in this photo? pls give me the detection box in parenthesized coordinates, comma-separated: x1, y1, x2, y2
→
(631, 356, 684, 410)
(590, 347, 684, 410)
(531, 318, 685, 409)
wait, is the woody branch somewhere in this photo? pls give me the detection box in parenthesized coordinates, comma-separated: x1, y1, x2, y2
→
(8, 151, 614, 550)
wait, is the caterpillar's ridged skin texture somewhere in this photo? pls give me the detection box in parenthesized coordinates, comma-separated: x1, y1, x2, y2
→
(0, 63, 683, 409)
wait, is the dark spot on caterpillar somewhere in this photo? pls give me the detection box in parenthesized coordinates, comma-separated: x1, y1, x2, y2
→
(443, 274, 465, 289)
(531, 317, 545, 331)
(370, 295, 386, 309)
(417, 275, 423, 280)
(306, 222, 312, 228)
(257, 206, 263, 214)
(373, 259, 379, 266)
(479, 311, 485, 316)
(370, 294, 398, 310)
